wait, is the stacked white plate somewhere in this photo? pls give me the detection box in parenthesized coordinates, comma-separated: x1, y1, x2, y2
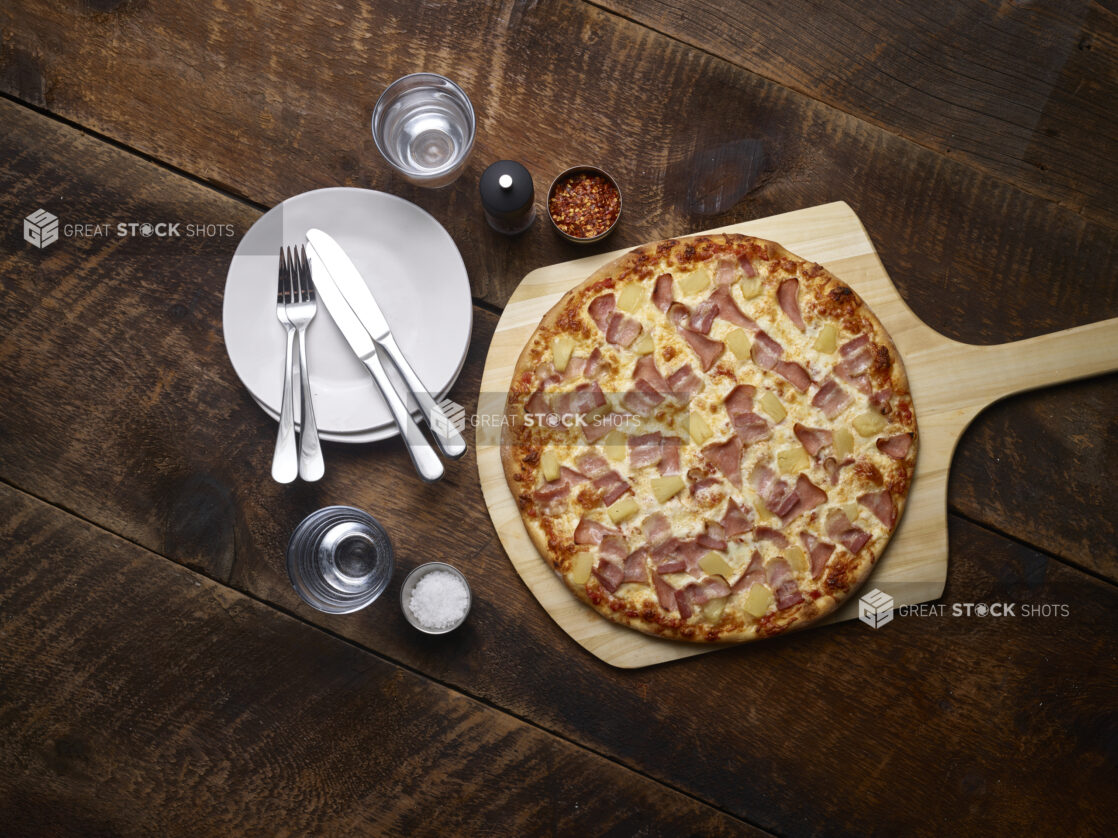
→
(223, 188, 472, 442)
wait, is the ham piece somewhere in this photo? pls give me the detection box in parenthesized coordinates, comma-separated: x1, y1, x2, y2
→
(526, 387, 549, 418)
(667, 301, 690, 329)
(653, 574, 677, 611)
(708, 285, 758, 330)
(750, 331, 782, 370)
(688, 577, 731, 605)
(593, 471, 632, 506)
(634, 356, 670, 395)
(826, 509, 871, 555)
(858, 489, 897, 528)
(749, 463, 798, 518)
(738, 255, 757, 278)
(582, 415, 615, 443)
(592, 560, 624, 593)
(812, 378, 852, 419)
(588, 294, 615, 331)
(606, 312, 642, 347)
(697, 521, 728, 551)
(689, 300, 719, 335)
(732, 411, 771, 444)
(793, 423, 833, 457)
(653, 273, 674, 312)
(628, 431, 664, 468)
(793, 474, 827, 516)
(754, 526, 790, 548)
(877, 433, 912, 459)
(622, 377, 664, 416)
(702, 437, 744, 487)
(681, 328, 725, 371)
(532, 480, 570, 515)
(598, 535, 628, 563)
(652, 273, 670, 312)
(777, 278, 805, 331)
(667, 364, 703, 402)
(723, 384, 756, 418)
(766, 558, 804, 610)
(720, 498, 754, 537)
(651, 538, 686, 575)
(774, 360, 811, 392)
(575, 451, 610, 478)
(659, 436, 682, 475)
(622, 547, 650, 584)
(800, 531, 836, 579)
(574, 516, 618, 545)
(714, 258, 737, 284)
(641, 512, 672, 547)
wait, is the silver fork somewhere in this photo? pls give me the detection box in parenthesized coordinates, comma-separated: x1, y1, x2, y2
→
(288, 245, 324, 481)
(270, 249, 298, 483)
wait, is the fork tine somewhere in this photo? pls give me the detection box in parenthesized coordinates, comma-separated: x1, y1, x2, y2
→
(300, 246, 313, 302)
(278, 247, 286, 300)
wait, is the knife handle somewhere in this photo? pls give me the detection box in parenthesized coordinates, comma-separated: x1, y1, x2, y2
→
(361, 351, 444, 483)
(379, 333, 468, 460)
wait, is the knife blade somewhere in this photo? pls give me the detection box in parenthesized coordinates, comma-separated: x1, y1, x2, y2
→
(304, 241, 443, 483)
(305, 228, 467, 460)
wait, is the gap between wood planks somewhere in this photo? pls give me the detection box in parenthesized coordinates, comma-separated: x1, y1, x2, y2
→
(0, 477, 776, 837)
(579, 0, 1116, 233)
(2, 92, 1108, 587)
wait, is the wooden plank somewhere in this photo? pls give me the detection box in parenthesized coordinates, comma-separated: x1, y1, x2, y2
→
(0, 99, 497, 585)
(474, 202, 1118, 666)
(597, 0, 1118, 228)
(3, 100, 1118, 834)
(0, 0, 1115, 335)
(0, 485, 761, 836)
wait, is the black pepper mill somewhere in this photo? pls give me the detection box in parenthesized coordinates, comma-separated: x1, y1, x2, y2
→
(479, 160, 536, 235)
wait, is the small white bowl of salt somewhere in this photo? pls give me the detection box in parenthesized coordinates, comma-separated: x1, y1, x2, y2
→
(401, 562, 471, 634)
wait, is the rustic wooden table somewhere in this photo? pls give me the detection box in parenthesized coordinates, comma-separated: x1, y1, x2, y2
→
(1, 2, 1115, 835)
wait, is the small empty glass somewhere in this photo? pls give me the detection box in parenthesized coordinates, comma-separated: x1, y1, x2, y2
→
(371, 73, 476, 187)
(286, 506, 394, 613)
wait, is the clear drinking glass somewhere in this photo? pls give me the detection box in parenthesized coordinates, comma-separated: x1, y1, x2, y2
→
(371, 73, 476, 187)
(286, 506, 394, 613)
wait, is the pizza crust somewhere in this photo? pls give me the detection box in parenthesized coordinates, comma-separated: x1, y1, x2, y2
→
(502, 234, 917, 643)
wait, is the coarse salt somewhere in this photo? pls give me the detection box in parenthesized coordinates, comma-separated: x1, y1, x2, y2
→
(408, 569, 469, 630)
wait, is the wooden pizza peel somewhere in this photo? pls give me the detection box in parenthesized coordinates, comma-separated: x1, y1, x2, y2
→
(475, 202, 1118, 668)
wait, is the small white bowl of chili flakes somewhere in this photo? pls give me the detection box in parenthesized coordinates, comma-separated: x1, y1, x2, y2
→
(547, 165, 622, 243)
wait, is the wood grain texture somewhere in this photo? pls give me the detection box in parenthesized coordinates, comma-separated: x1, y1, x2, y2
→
(474, 202, 1118, 666)
(3, 92, 1118, 834)
(0, 0, 1115, 341)
(0, 484, 759, 837)
(597, 0, 1118, 228)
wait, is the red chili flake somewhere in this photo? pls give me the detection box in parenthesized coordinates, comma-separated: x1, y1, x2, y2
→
(549, 172, 621, 239)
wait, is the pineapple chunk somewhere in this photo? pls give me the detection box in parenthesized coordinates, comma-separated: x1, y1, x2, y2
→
(725, 328, 751, 360)
(786, 545, 808, 573)
(754, 499, 773, 522)
(651, 475, 685, 503)
(759, 391, 786, 423)
(603, 429, 627, 462)
(673, 417, 691, 444)
(842, 502, 861, 523)
(834, 426, 854, 458)
(701, 597, 727, 621)
(777, 445, 809, 474)
(744, 584, 774, 617)
(616, 283, 644, 313)
(699, 551, 734, 579)
(739, 275, 762, 299)
(540, 450, 560, 482)
(607, 496, 639, 524)
(814, 324, 837, 354)
(678, 268, 711, 296)
(853, 410, 887, 437)
(631, 333, 655, 355)
(550, 336, 574, 373)
(688, 412, 713, 446)
(570, 552, 594, 585)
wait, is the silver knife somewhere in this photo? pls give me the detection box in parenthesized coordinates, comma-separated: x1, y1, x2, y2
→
(304, 242, 444, 483)
(305, 228, 468, 460)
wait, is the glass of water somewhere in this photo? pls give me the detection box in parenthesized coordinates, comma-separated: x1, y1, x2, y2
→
(286, 506, 395, 614)
(372, 73, 476, 187)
